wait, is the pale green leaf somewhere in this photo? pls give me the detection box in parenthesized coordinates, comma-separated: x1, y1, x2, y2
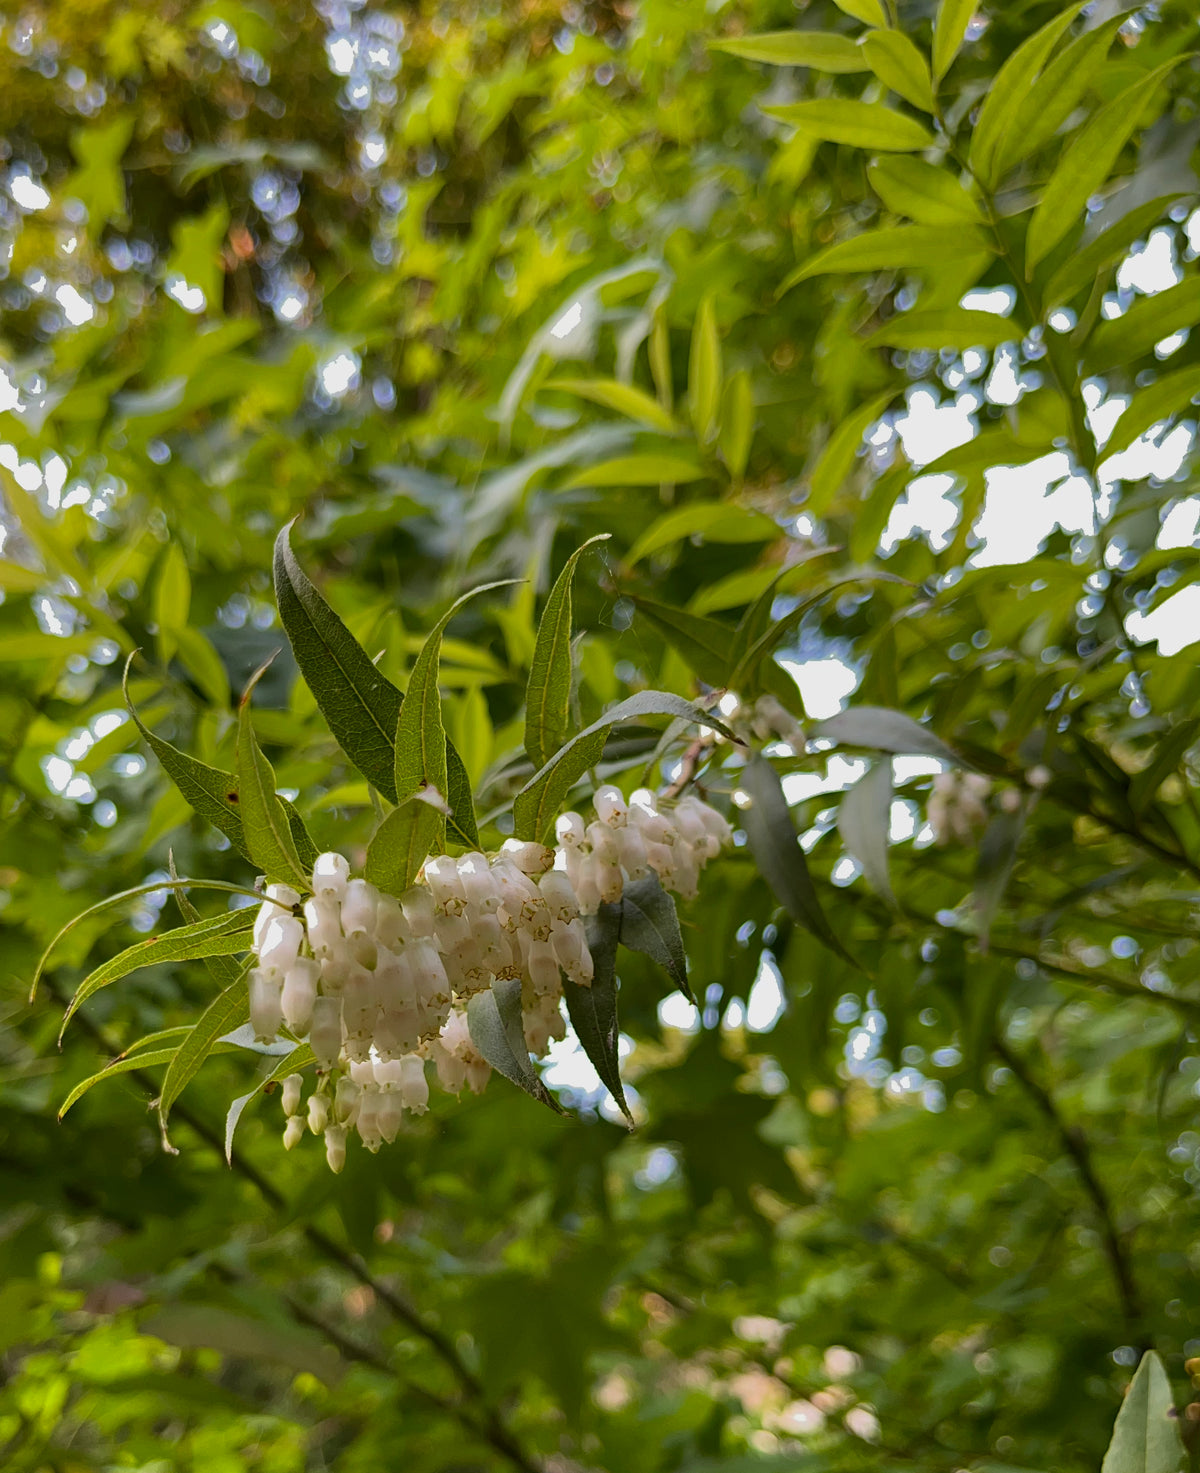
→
(1103, 366, 1200, 459)
(932, 0, 976, 82)
(808, 389, 899, 513)
(689, 296, 722, 445)
(869, 309, 1017, 350)
(867, 157, 984, 225)
(560, 454, 708, 489)
(1100, 1351, 1186, 1473)
(860, 30, 935, 114)
(1085, 278, 1200, 373)
(710, 30, 868, 72)
(782, 225, 990, 289)
(625, 503, 777, 567)
(548, 377, 679, 433)
(763, 99, 934, 152)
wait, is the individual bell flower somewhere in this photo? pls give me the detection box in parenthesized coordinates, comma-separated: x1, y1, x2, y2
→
(303, 895, 343, 958)
(318, 945, 352, 997)
(425, 855, 467, 914)
(539, 869, 580, 923)
(555, 811, 586, 849)
(307, 1091, 331, 1135)
(615, 825, 650, 879)
(249, 967, 284, 1042)
(522, 992, 566, 1057)
(374, 1060, 405, 1144)
(374, 1006, 423, 1060)
(458, 852, 501, 914)
(629, 787, 659, 814)
(334, 1073, 360, 1125)
(433, 908, 470, 953)
(407, 939, 450, 1004)
(324, 1124, 347, 1174)
(354, 1079, 383, 1152)
(644, 840, 674, 878)
(281, 1072, 304, 1118)
(492, 861, 550, 938)
(398, 1054, 429, 1114)
(254, 884, 301, 950)
(341, 878, 380, 936)
(679, 794, 733, 849)
(309, 995, 343, 1070)
(346, 929, 378, 971)
(283, 1115, 305, 1151)
(586, 820, 619, 866)
(257, 914, 303, 973)
(281, 957, 320, 1036)
(374, 896, 408, 949)
(629, 801, 675, 847)
(527, 939, 562, 998)
(595, 859, 624, 905)
(593, 784, 628, 828)
(313, 851, 350, 899)
(400, 885, 436, 939)
(500, 838, 555, 876)
(551, 917, 594, 985)
(571, 858, 603, 916)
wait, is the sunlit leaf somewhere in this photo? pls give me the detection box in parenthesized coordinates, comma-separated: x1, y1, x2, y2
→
(932, 0, 976, 83)
(860, 30, 934, 114)
(866, 157, 985, 226)
(236, 663, 311, 890)
(547, 378, 679, 434)
(560, 453, 708, 489)
(625, 503, 777, 566)
(688, 296, 722, 446)
(763, 99, 934, 151)
(710, 30, 868, 72)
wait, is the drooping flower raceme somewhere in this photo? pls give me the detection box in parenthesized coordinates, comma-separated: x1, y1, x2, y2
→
(250, 787, 731, 1170)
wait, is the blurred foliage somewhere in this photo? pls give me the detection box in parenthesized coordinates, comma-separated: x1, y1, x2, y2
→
(3, 0, 1200, 1470)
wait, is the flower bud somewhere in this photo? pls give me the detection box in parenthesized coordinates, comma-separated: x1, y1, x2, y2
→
(281, 1072, 304, 1117)
(312, 851, 350, 899)
(324, 1124, 347, 1173)
(249, 967, 283, 1042)
(281, 957, 320, 1036)
(334, 1074, 360, 1124)
(307, 1091, 330, 1134)
(283, 1115, 305, 1151)
(355, 1088, 382, 1151)
(555, 811, 586, 849)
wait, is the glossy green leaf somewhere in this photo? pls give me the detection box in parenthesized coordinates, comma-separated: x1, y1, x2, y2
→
(1100, 1351, 1186, 1473)
(807, 389, 898, 513)
(832, 0, 887, 24)
(560, 453, 708, 489)
(932, 0, 976, 82)
(570, 908, 632, 1122)
(616, 873, 691, 1001)
(811, 704, 958, 761)
(868, 309, 1017, 350)
(763, 100, 935, 152)
(710, 30, 868, 72)
(783, 225, 990, 289)
(157, 965, 252, 1135)
(1085, 279, 1200, 373)
(1026, 62, 1179, 272)
(867, 157, 984, 226)
(548, 377, 678, 434)
(837, 760, 896, 907)
(466, 977, 563, 1113)
(689, 296, 722, 445)
(525, 535, 610, 770)
(1104, 366, 1200, 459)
(364, 795, 446, 896)
(860, 31, 934, 114)
(740, 754, 856, 964)
(236, 665, 310, 890)
(625, 503, 777, 567)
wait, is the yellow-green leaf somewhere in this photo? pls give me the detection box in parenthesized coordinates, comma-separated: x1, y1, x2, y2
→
(860, 30, 935, 114)
(710, 30, 868, 72)
(763, 100, 935, 152)
(689, 296, 722, 445)
(867, 157, 984, 226)
(932, 0, 976, 83)
(548, 377, 679, 434)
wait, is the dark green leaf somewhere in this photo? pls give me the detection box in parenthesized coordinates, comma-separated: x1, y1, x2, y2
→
(807, 390, 898, 512)
(974, 806, 1027, 950)
(365, 797, 445, 896)
(157, 966, 252, 1136)
(616, 873, 691, 1001)
(466, 977, 563, 1112)
(1130, 717, 1200, 815)
(236, 664, 310, 890)
(570, 909, 632, 1123)
(629, 596, 735, 686)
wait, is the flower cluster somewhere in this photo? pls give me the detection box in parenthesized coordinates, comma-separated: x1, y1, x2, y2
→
(927, 771, 992, 846)
(248, 786, 731, 1170)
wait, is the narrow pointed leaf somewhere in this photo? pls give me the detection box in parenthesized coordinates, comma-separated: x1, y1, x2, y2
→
(158, 964, 252, 1132)
(60, 1048, 181, 1119)
(1100, 1351, 1186, 1473)
(1085, 278, 1200, 373)
(710, 31, 869, 72)
(466, 977, 563, 1112)
(784, 226, 990, 288)
(236, 666, 310, 890)
(720, 370, 755, 479)
(225, 1044, 314, 1162)
(833, 0, 886, 25)
(689, 296, 722, 444)
(1026, 63, 1179, 272)
(60, 909, 256, 1040)
(560, 454, 707, 489)
(807, 390, 898, 512)
(365, 796, 445, 895)
(837, 760, 896, 907)
(513, 692, 737, 842)
(932, 0, 976, 82)
(811, 705, 959, 762)
(867, 157, 984, 226)
(1044, 195, 1185, 308)
(548, 378, 678, 433)
(525, 535, 610, 770)
(861, 30, 935, 114)
(763, 100, 934, 152)
(869, 310, 1017, 350)
(629, 596, 736, 686)
(617, 873, 691, 1000)
(570, 908, 632, 1123)
(741, 755, 856, 965)
(1104, 366, 1200, 459)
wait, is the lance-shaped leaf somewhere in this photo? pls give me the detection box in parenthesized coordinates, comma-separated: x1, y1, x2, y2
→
(860, 30, 935, 114)
(629, 596, 735, 687)
(124, 655, 250, 861)
(1085, 278, 1200, 374)
(807, 389, 899, 511)
(837, 760, 897, 908)
(811, 705, 959, 762)
(60, 1047, 181, 1119)
(783, 225, 990, 287)
(1104, 366, 1200, 459)
(170, 854, 242, 989)
(763, 99, 935, 152)
(365, 792, 449, 896)
(709, 31, 868, 72)
(274, 523, 479, 847)
(547, 378, 678, 434)
(225, 1043, 314, 1162)
(236, 663, 311, 890)
(689, 296, 722, 445)
(569, 909, 631, 1123)
(467, 977, 563, 1113)
(395, 581, 515, 861)
(512, 692, 737, 842)
(932, 0, 976, 82)
(59, 908, 256, 1041)
(741, 755, 856, 965)
(158, 964, 252, 1137)
(1044, 195, 1185, 308)
(617, 874, 691, 1001)
(974, 805, 1027, 951)
(525, 535, 610, 771)
(868, 309, 1017, 350)
(866, 158, 984, 227)
(1100, 1351, 1186, 1473)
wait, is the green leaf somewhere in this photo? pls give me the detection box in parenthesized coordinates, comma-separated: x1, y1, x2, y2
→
(1026, 62, 1180, 272)
(782, 225, 990, 288)
(467, 977, 563, 1113)
(274, 524, 478, 846)
(140, 1304, 341, 1385)
(166, 201, 229, 315)
(560, 453, 708, 489)
(868, 309, 1017, 350)
(153, 542, 191, 659)
(992, 16, 1124, 180)
(525, 535, 610, 770)
(236, 665, 310, 890)
(1104, 366, 1200, 459)
(66, 113, 134, 228)
(740, 755, 856, 964)
(513, 692, 736, 842)
(625, 503, 778, 567)
(968, 3, 1086, 188)
(174, 627, 230, 708)
(710, 31, 869, 72)
(1085, 279, 1200, 373)
(629, 596, 736, 686)
(811, 704, 959, 761)
(832, 0, 887, 24)
(1100, 1351, 1187, 1473)
(763, 99, 934, 152)
(59, 909, 256, 1040)
(860, 30, 935, 114)
(616, 873, 691, 1001)
(570, 908, 632, 1122)
(123, 658, 250, 860)
(974, 806, 1027, 949)
(837, 760, 896, 907)
(158, 965, 252, 1136)
(719, 370, 755, 479)
(59, 1048, 180, 1120)
(365, 796, 446, 896)
(689, 296, 722, 445)
(1130, 717, 1200, 815)
(807, 389, 898, 514)
(226, 1044, 314, 1162)
(867, 157, 985, 226)
(548, 377, 679, 433)
(1043, 195, 1185, 308)
(932, 0, 976, 82)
